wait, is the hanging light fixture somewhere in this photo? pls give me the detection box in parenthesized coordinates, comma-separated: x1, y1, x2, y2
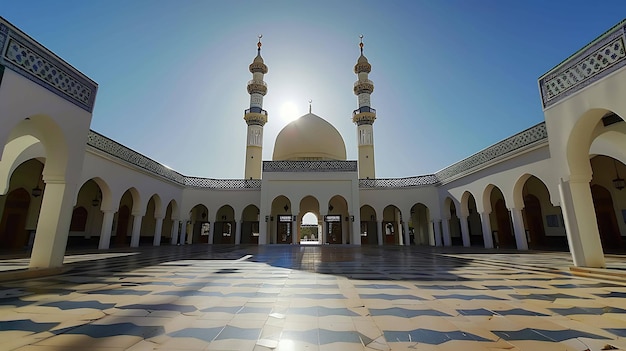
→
(31, 173, 43, 198)
(31, 184, 42, 198)
(91, 188, 101, 207)
(613, 159, 625, 190)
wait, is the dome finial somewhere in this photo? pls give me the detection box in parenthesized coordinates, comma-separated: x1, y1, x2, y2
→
(308, 99, 312, 113)
(359, 34, 364, 54)
(257, 34, 263, 53)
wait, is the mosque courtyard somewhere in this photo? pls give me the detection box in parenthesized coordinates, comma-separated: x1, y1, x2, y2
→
(1, 245, 626, 350)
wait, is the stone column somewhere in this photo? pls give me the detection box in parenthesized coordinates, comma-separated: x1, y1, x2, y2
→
(235, 219, 242, 245)
(98, 210, 115, 249)
(480, 212, 494, 249)
(293, 216, 299, 244)
(259, 216, 268, 245)
(130, 214, 143, 247)
(433, 220, 442, 246)
(427, 220, 434, 246)
(153, 217, 164, 246)
(170, 220, 180, 245)
(210, 221, 218, 245)
(402, 221, 410, 246)
(509, 207, 528, 250)
(30, 181, 77, 268)
(377, 220, 383, 246)
(460, 215, 471, 247)
(441, 217, 452, 246)
(559, 176, 605, 267)
(179, 221, 188, 245)
(322, 217, 328, 244)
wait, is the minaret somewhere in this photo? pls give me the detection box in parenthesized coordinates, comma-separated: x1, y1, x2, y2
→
(244, 35, 269, 179)
(353, 35, 376, 179)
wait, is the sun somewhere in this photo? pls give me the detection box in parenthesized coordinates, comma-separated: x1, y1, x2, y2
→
(279, 101, 301, 122)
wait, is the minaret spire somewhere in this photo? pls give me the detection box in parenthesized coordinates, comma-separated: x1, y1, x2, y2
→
(244, 35, 269, 179)
(359, 34, 364, 55)
(352, 34, 376, 179)
(308, 99, 312, 113)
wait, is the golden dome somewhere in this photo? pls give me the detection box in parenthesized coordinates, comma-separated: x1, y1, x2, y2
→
(273, 113, 347, 161)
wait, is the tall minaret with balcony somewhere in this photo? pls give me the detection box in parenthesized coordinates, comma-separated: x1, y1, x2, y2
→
(353, 35, 376, 179)
(244, 35, 269, 179)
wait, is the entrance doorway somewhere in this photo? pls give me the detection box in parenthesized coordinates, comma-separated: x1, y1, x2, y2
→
(360, 221, 377, 245)
(524, 194, 545, 248)
(214, 221, 235, 244)
(300, 212, 319, 244)
(494, 199, 515, 248)
(325, 215, 342, 244)
(277, 215, 292, 244)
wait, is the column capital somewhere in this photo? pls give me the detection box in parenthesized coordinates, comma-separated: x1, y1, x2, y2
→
(566, 174, 592, 184)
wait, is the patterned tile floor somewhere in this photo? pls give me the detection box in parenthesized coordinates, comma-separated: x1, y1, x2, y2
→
(2, 245, 626, 350)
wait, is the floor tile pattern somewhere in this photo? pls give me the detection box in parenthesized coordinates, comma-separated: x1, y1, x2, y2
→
(1, 245, 626, 350)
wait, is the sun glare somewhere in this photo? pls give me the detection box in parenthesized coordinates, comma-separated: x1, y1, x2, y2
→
(279, 101, 301, 122)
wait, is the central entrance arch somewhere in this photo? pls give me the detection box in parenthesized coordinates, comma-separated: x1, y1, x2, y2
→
(301, 212, 319, 244)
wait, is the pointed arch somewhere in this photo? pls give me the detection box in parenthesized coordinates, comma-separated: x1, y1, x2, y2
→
(360, 205, 378, 245)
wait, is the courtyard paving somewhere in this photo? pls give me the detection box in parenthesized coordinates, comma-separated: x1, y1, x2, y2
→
(1, 244, 626, 350)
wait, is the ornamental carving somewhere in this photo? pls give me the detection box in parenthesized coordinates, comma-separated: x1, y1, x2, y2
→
(0, 21, 97, 112)
(88, 131, 262, 189)
(185, 178, 261, 189)
(247, 80, 267, 95)
(263, 161, 357, 172)
(353, 80, 374, 95)
(435, 122, 548, 182)
(87, 131, 185, 184)
(540, 23, 626, 108)
(359, 176, 438, 188)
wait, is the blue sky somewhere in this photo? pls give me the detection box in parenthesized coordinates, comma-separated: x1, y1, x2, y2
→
(3, 1, 626, 178)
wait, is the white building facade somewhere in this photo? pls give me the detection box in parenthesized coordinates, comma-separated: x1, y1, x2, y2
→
(2, 17, 626, 270)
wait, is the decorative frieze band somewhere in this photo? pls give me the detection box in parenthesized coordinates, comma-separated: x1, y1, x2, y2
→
(434, 122, 548, 183)
(539, 20, 626, 108)
(87, 131, 186, 184)
(87, 131, 261, 189)
(89, 122, 546, 190)
(359, 175, 438, 188)
(263, 160, 358, 172)
(184, 178, 261, 189)
(0, 19, 97, 112)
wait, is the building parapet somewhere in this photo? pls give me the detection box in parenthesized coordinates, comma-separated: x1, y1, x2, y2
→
(434, 122, 548, 183)
(0, 17, 98, 112)
(359, 175, 438, 188)
(263, 161, 358, 172)
(184, 177, 261, 189)
(88, 131, 262, 189)
(87, 130, 186, 184)
(539, 19, 626, 109)
(88, 120, 546, 190)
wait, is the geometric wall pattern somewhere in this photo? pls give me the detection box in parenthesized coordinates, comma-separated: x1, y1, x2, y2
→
(540, 20, 626, 108)
(0, 20, 97, 112)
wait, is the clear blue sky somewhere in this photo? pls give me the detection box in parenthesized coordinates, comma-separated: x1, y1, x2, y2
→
(3, 1, 626, 178)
